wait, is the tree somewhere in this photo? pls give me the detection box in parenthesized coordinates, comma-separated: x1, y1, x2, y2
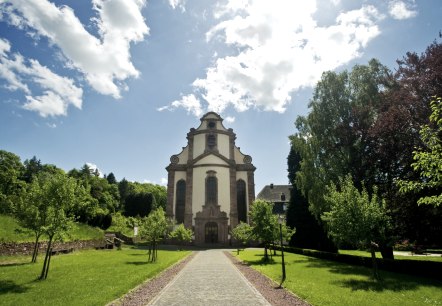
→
(21, 172, 80, 280)
(139, 208, 168, 262)
(169, 223, 193, 250)
(286, 147, 337, 252)
(22, 156, 43, 183)
(106, 172, 117, 185)
(0, 150, 25, 214)
(322, 176, 392, 279)
(398, 96, 442, 206)
(249, 199, 294, 261)
(291, 59, 393, 218)
(231, 222, 253, 254)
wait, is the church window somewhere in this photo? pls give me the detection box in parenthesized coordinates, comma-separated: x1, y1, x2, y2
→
(206, 173, 218, 205)
(208, 121, 216, 129)
(237, 179, 247, 223)
(175, 180, 186, 223)
(207, 134, 217, 150)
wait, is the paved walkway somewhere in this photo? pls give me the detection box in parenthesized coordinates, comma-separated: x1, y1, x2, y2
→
(147, 250, 271, 306)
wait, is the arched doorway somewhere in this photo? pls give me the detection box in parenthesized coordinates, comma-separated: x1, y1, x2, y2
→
(205, 222, 218, 243)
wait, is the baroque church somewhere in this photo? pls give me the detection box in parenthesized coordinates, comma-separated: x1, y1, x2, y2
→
(166, 112, 256, 245)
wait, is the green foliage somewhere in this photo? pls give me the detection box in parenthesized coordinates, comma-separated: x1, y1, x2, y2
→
(0, 150, 25, 214)
(237, 250, 442, 306)
(169, 223, 193, 246)
(139, 208, 168, 262)
(0, 248, 191, 306)
(322, 176, 391, 249)
(231, 222, 253, 246)
(249, 199, 294, 261)
(398, 96, 442, 206)
(291, 59, 392, 218)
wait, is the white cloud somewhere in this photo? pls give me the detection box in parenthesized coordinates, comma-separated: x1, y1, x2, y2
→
(157, 93, 203, 117)
(224, 116, 235, 123)
(86, 162, 102, 177)
(160, 177, 168, 185)
(0, 0, 148, 112)
(388, 0, 417, 20)
(0, 38, 83, 117)
(164, 1, 384, 116)
(168, 0, 186, 12)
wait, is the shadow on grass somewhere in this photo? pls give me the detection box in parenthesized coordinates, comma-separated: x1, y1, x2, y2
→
(0, 280, 29, 294)
(125, 261, 151, 266)
(334, 278, 420, 292)
(0, 261, 32, 267)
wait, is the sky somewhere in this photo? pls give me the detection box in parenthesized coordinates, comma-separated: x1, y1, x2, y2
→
(0, 0, 441, 194)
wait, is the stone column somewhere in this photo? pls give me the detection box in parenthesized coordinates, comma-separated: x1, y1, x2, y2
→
(247, 171, 255, 224)
(229, 166, 238, 229)
(166, 169, 175, 219)
(184, 167, 193, 228)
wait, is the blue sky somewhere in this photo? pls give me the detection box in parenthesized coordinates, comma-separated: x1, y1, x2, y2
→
(0, 0, 441, 193)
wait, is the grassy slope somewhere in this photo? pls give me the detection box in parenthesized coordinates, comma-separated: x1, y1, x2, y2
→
(237, 249, 442, 306)
(0, 214, 103, 243)
(0, 247, 191, 306)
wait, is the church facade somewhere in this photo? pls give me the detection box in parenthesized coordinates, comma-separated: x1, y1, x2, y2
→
(166, 112, 256, 245)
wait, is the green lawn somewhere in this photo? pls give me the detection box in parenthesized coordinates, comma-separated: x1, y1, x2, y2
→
(0, 214, 104, 242)
(0, 246, 191, 306)
(237, 249, 442, 306)
(339, 249, 442, 262)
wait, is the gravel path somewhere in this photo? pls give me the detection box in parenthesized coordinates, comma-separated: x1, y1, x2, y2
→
(108, 249, 309, 306)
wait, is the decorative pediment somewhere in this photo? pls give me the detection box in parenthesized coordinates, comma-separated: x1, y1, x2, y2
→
(195, 204, 228, 220)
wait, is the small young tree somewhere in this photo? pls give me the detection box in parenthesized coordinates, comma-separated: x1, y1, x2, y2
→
(139, 208, 168, 262)
(169, 223, 193, 250)
(322, 175, 391, 280)
(231, 222, 253, 255)
(249, 199, 290, 262)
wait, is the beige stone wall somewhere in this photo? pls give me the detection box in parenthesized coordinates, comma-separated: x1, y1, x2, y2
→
(218, 133, 230, 157)
(193, 133, 206, 157)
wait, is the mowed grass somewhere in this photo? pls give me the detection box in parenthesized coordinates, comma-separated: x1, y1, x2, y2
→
(339, 249, 442, 262)
(0, 214, 104, 243)
(237, 249, 442, 306)
(0, 246, 191, 306)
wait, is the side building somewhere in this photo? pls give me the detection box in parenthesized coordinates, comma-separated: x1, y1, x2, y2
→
(256, 184, 291, 215)
(165, 112, 256, 245)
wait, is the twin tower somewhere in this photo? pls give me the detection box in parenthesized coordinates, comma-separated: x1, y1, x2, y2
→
(166, 112, 256, 245)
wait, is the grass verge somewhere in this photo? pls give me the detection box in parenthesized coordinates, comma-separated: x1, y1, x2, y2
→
(0, 246, 190, 306)
(237, 249, 442, 306)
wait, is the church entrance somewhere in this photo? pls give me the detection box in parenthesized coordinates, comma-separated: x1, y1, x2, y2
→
(205, 222, 218, 243)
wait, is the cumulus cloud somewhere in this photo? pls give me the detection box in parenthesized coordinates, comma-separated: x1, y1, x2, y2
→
(157, 93, 203, 117)
(388, 0, 417, 20)
(0, 38, 83, 117)
(162, 1, 384, 116)
(0, 0, 148, 116)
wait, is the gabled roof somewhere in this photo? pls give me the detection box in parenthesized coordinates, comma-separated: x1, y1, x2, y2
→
(257, 184, 292, 203)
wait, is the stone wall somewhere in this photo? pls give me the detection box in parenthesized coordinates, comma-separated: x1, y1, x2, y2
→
(0, 239, 105, 256)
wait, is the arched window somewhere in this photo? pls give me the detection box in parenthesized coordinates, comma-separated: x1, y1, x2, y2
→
(237, 179, 247, 223)
(175, 180, 186, 223)
(207, 134, 217, 150)
(206, 173, 217, 205)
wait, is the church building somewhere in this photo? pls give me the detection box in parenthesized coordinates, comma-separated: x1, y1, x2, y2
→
(166, 112, 256, 245)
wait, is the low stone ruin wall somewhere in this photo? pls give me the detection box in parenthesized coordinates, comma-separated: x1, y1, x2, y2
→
(0, 239, 105, 256)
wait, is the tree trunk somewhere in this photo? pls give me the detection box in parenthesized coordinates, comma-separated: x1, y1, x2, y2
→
(264, 244, 269, 262)
(40, 236, 53, 280)
(379, 244, 394, 260)
(32, 233, 41, 263)
(370, 242, 380, 280)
